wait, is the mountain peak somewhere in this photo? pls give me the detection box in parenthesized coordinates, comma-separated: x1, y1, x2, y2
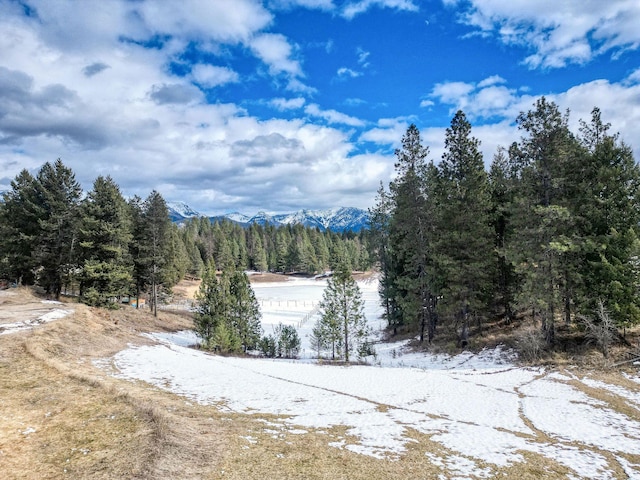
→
(168, 203, 369, 232)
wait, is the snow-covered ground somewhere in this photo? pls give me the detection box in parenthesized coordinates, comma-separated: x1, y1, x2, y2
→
(102, 278, 640, 479)
(0, 298, 73, 335)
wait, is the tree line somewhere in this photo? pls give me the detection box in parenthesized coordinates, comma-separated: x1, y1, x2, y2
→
(371, 99, 640, 347)
(177, 215, 373, 278)
(0, 160, 185, 312)
(0, 160, 372, 310)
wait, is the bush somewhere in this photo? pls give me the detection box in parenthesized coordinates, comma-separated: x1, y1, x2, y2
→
(260, 324, 301, 358)
(580, 300, 616, 359)
(259, 334, 277, 358)
(516, 325, 545, 363)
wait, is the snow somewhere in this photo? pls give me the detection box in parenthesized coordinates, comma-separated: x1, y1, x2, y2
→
(0, 303, 74, 335)
(167, 201, 200, 218)
(99, 278, 640, 478)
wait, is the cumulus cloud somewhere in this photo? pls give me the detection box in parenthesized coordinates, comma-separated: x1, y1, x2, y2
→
(270, 97, 306, 110)
(449, 0, 640, 69)
(359, 117, 410, 148)
(305, 104, 365, 127)
(249, 33, 302, 77)
(136, 0, 273, 44)
(190, 64, 239, 88)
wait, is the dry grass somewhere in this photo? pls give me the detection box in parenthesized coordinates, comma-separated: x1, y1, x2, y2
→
(2, 287, 639, 479)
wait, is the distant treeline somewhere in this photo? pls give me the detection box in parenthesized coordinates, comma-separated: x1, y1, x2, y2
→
(371, 99, 640, 346)
(0, 160, 372, 309)
(179, 216, 372, 278)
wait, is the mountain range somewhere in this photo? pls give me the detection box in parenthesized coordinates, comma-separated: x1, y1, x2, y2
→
(167, 202, 369, 233)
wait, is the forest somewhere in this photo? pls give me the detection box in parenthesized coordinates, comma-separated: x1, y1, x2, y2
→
(371, 98, 640, 350)
(0, 160, 371, 310)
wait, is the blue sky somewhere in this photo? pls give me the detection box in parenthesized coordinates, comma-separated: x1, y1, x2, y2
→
(1, 0, 640, 215)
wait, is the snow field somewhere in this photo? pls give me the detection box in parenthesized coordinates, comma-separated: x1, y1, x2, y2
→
(104, 278, 640, 479)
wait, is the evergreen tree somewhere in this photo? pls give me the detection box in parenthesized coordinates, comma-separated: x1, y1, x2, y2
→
(128, 195, 147, 307)
(434, 111, 493, 343)
(193, 260, 228, 349)
(78, 176, 132, 307)
(228, 269, 262, 352)
(35, 159, 82, 299)
(388, 124, 438, 342)
(316, 262, 368, 362)
(141, 191, 172, 316)
(508, 98, 580, 344)
(574, 108, 640, 326)
(488, 148, 519, 322)
(0, 169, 42, 285)
(369, 183, 400, 332)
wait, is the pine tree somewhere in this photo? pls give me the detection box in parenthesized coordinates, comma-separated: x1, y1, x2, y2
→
(0, 169, 42, 285)
(193, 260, 227, 349)
(141, 191, 172, 316)
(78, 176, 132, 306)
(316, 262, 368, 362)
(35, 159, 82, 299)
(488, 148, 519, 322)
(508, 98, 581, 344)
(388, 124, 438, 342)
(228, 269, 262, 352)
(574, 108, 640, 327)
(434, 111, 493, 343)
(369, 182, 400, 332)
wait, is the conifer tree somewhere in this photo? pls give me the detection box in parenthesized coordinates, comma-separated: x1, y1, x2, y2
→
(0, 169, 42, 285)
(434, 111, 493, 342)
(508, 98, 580, 344)
(228, 269, 262, 352)
(78, 176, 132, 306)
(194, 260, 227, 349)
(369, 183, 400, 332)
(388, 124, 438, 342)
(35, 159, 82, 299)
(141, 190, 172, 316)
(573, 108, 640, 326)
(316, 262, 368, 362)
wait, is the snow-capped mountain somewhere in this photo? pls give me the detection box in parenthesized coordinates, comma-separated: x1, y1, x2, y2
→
(169, 203, 369, 232)
(270, 207, 369, 232)
(167, 202, 201, 222)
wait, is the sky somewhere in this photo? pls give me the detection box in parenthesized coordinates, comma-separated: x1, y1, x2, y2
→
(1, 0, 640, 215)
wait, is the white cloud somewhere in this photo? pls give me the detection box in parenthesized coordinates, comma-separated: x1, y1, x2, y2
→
(342, 0, 419, 19)
(477, 75, 506, 88)
(357, 48, 371, 67)
(359, 118, 410, 148)
(249, 33, 303, 77)
(419, 99, 435, 108)
(137, 0, 273, 44)
(270, 97, 306, 110)
(450, 0, 640, 69)
(305, 104, 365, 127)
(337, 67, 362, 78)
(190, 64, 239, 88)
